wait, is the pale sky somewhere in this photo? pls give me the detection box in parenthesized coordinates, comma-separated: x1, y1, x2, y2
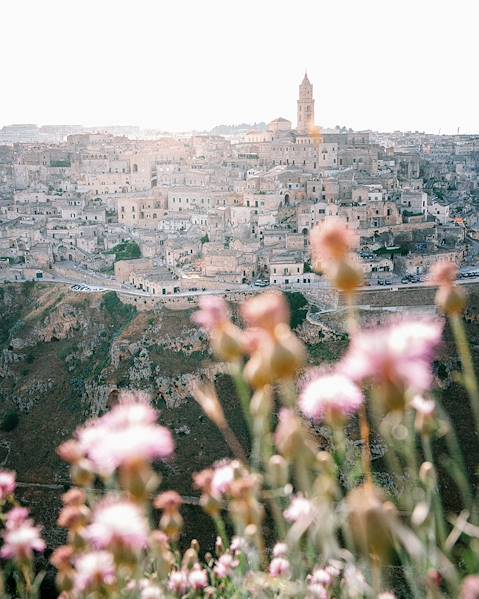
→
(1, 0, 478, 133)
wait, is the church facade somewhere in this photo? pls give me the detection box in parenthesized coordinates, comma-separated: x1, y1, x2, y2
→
(240, 73, 378, 175)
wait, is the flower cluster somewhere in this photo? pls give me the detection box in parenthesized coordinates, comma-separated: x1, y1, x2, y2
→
(2, 218, 479, 599)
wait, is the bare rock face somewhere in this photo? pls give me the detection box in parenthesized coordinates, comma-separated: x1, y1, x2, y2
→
(2, 349, 22, 365)
(10, 338, 28, 350)
(12, 379, 55, 413)
(37, 303, 80, 342)
(81, 381, 111, 419)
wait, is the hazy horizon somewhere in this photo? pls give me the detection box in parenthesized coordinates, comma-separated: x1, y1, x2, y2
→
(2, 0, 478, 134)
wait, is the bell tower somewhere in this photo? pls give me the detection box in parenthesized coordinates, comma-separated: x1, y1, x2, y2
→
(297, 72, 315, 134)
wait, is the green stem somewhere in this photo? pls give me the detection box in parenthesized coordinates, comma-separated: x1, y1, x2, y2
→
(231, 368, 252, 431)
(295, 453, 312, 495)
(436, 401, 474, 517)
(212, 514, 229, 549)
(422, 434, 447, 549)
(450, 313, 479, 432)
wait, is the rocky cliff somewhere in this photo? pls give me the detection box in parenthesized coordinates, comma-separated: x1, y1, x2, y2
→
(0, 281, 477, 559)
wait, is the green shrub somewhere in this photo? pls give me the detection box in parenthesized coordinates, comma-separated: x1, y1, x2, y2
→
(1, 411, 19, 432)
(102, 291, 136, 322)
(22, 280, 35, 296)
(107, 241, 141, 262)
(285, 291, 308, 329)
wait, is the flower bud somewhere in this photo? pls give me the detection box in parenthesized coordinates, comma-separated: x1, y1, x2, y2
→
(119, 461, 160, 502)
(411, 501, 430, 528)
(155, 491, 184, 542)
(267, 455, 289, 488)
(241, 291, 290, 333)
(243, 349, 274, 390)
(191, 383, 226, 430)
(330, 260, 363, 295)
(411, 396, 437, 436)
(270, 324, 306, 380)
(346, 483, 397, 562)
(211, 323, 245, 363)
(182, 547, 198, 569)
(419, 461, 436, 488)
(70, 461, 95, 488)
(435, 285, 467, 316)
(315, 451, 335, 475)
(215, 536, 224, 557)
(57, 505, 90, 532)
(244, 523, 258, 541)
(274, 409, 305, 460)
(250, 386, 273, 420)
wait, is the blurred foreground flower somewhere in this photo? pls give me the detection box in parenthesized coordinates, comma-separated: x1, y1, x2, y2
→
(85, 498, 149, 563)
(0, 470, 16, 500)
(242, 292, 306, 387)
(310, 219, 363, 295)
(300, 371, 363, 427)
(429, 260, 466, 316)
(340, 318, 442, 411)
(1, 508, 45, 562)
(192, 295, 244, 362)
(58, 394, 174, 487)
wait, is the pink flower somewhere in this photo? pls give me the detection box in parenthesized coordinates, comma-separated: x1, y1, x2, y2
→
(300, 372, 363, 426)
(192, 296, 230, 332)
(85, 498, 149, 556)
(168, 570, 189, 595)
(70, 399, 174, 477)
(188, 566, 208, 590)
(5, 507, 29, 529)
(214, 553, 239, 578)
(101, 396, 157, 428)
(269, 557, 290, 578)
(1, 511, 45, 561)
(429, 261, 458, 288)
(140, 582, 164, 599)
(154, 490, 183, 512)
(308, 584, 328, 598)
(272, 542, 288, 558)
(340, 318, 442, 402)
(309, 568, 332, 587)
(284, 494, 314, 523)
(211, 461, 236, 497)
(230, 536, 247, 555)
(241, 291, 290, 332)
(0, 470, 16, 500)
(74, 551, 116, 593)
(192, 296, 245, 362)
(460, 575, 479, 599)
(411, 395, 436, 416)
(88, 423, 174, 477)
(310, 219, 358, 266)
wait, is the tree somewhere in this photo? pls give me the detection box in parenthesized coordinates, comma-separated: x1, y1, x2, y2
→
(107, 241, 141, 262)
(1, 411, 19, 432)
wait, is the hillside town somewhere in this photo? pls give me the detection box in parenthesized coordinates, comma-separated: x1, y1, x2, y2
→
(1, 74, 479, 299)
